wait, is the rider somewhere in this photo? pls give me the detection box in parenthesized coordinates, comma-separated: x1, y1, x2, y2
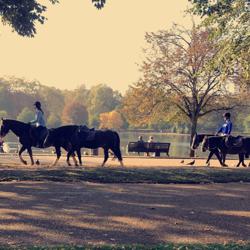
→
(30, 101, 47, 147)
(217, 112, 232, 136)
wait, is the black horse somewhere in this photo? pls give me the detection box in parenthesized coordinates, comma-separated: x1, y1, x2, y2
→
(0, 119, 48, 165)
(190, 133, 226, 167)
(201, 136, 247, 167)
(0, 119, 76, 166)
(44, 127, 124, 167)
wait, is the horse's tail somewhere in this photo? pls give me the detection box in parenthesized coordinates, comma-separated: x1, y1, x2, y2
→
(112, 131, 122, 161)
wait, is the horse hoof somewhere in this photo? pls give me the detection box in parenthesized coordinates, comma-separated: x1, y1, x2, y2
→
(23, 161, 27, 165)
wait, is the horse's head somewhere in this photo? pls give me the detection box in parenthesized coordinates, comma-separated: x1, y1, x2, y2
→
(43, 129, 55, 148)
(0, 118, 10, 138)
(201, 136, 209, 152)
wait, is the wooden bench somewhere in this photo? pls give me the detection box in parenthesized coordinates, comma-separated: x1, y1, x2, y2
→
(127, 142, 170, 157)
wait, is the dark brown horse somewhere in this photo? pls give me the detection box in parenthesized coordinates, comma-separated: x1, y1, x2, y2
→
(190, 133, 226, 166)
(44, 127, 124, 167)
(201, 136, 247, 167)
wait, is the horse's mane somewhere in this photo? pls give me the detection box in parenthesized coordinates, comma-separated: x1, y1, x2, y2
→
(4, 119, 28, 126)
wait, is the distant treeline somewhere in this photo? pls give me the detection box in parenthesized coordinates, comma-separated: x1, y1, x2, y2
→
(0, 77, 250, 134)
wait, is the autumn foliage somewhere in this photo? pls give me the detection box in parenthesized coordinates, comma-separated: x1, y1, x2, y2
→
(99, 111, 124, 129)
(62, 101, 89, 125)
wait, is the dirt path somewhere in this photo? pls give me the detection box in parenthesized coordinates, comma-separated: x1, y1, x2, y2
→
(0, 154, 247, 169)
(0, 181, 249, 246)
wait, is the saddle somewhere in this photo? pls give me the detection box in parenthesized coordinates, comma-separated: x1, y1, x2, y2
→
(225, 136, 243, 148)
(78, 125, 96, 142)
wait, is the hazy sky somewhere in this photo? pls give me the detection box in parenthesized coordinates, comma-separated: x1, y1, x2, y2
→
(0, 0, 197, 93)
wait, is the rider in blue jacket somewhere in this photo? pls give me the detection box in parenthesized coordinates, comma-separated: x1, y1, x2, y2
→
(217, 112, 232, 136)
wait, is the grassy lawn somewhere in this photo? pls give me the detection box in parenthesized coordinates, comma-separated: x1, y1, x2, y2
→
(0, 167, 250, 184)
(1, 243, 250, 249)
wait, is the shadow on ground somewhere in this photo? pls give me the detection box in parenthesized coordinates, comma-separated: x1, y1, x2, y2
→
(0, 181, 249, 246)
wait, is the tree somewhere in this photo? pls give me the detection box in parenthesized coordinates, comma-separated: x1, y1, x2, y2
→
(99, 110, 124, 129)
(0, 110, 8, 119)
(189, 0, 250, 85)
(47, 113, 61, 128)
(0, 0, 106, 37)
(124, 24, 239, 156)
(87, 84, 122, 126)
(39, 86, 65, 117)
(62, 101, 88, 125)
(17, 107, 34, 122)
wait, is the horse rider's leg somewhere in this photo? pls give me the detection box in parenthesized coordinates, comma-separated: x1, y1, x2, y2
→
(76, 148, 82, 166)
(27, 147, 34, 165)
(50, 146, 61, 167)
(19, 145, 28, 165)
(101, 148, 109, 167)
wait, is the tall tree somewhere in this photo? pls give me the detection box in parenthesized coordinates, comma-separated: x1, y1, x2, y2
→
(0, 0, 106, 37)
(123, 25, 239, 156)
(189, 0, 250, 85)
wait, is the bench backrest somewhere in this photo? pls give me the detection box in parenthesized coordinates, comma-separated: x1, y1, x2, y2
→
(128, 141, 170, 152)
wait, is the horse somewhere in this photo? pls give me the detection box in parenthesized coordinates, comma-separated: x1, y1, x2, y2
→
(201, 135, 247, 167)
(190, 133, 226, 167)
(44, 127, 124, 167)
(0, 119, 77, 166)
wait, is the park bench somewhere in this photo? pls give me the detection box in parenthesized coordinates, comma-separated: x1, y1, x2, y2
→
(127, 141, 170, 157)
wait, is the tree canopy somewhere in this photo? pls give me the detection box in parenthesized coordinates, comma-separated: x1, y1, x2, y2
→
(189, 0, 250, 85)
(0, 0, 107, 37)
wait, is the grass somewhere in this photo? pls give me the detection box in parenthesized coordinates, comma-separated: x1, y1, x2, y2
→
(0, 166, 250, 184)
(1, 243, 250, 250)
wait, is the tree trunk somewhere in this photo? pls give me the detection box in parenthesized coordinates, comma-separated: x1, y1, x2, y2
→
(189, 117, 198, 157)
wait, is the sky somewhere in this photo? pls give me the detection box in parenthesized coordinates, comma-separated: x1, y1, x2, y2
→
(0, 0, 198, 93)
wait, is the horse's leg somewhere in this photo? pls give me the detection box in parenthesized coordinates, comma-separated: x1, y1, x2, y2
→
(206, 151, 214, 167)
(111, 147, 124, 167)
(215, 150, 227, 167)
(50, 146, 61, 167)
(238, 153, 246, 167)
(66, 151, 72, 166)
(101, 148, 109, 167)
(19, 145, 27, 165)
(67, 149, 78, 166)
(27, 147, 34, 165)
(76, 148, 82, 166)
